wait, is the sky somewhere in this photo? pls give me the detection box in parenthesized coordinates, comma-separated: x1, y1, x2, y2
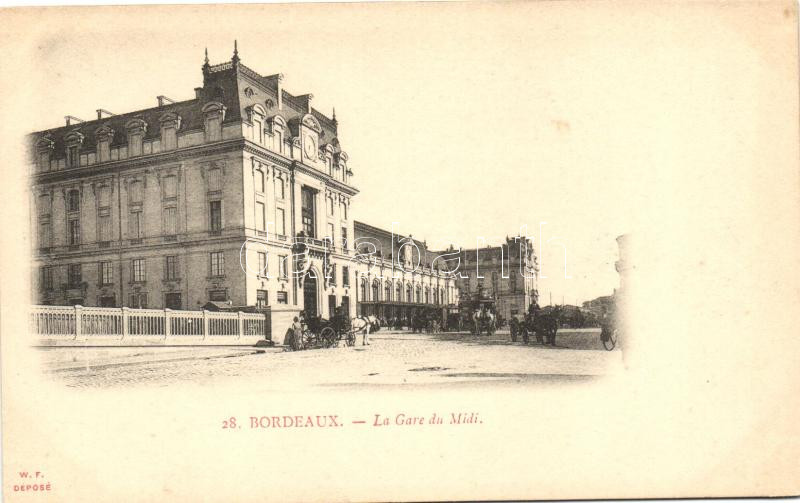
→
(14, 2, 784, 306)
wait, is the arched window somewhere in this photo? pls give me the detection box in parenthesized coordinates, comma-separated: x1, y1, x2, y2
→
(360, 278, 367, 301)
(372, 280, 380, 302)
(396, 283, 402, 303)
(424, 287, 430, 305)
(441, 288, 446, 304)
(415, 285, 421, 303)
(406, 284, 412, 303)
(385, 282, 392, 302)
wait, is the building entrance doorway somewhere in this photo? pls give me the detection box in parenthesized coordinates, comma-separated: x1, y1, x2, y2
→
(303, 273, 318, 318)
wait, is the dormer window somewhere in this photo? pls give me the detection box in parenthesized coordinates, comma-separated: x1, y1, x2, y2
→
(95, 125, 114, 163)
(35, 136, 55, 172)
(202, 102, 226, 143)
(125, 118, 147, 157)
(67, 146, 79, 167)
(64, 131, 84, 168)
(269, 115, 286, 154)
(246, 104, 266, 145)
(159, 112, 181, 151)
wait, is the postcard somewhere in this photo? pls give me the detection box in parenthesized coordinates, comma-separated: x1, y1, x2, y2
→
(1, 2, 799, 501)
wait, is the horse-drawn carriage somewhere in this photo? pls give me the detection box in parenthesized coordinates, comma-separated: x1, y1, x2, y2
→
(509, 305, 560, 345)
(301, 314, 356, 349)
(411, 307, 445, 334)
(297, 311, 376, 350)
(458, 291, 497, 336)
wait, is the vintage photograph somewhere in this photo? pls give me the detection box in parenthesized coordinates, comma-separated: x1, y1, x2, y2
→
(27, 39, 629, 388)
(2, 2, 799, 501)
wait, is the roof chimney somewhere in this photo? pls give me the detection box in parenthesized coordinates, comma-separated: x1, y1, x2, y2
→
(194, 87, 203, 99)
(157, 95, 175, 107)
(64, 115, 85, 126)
(96, 109, 115, 120)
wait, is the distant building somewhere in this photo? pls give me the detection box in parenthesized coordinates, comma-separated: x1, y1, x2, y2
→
(454, 237, 538, 320)
(582, 295, 615, 317)
(353, 221, 459, 320)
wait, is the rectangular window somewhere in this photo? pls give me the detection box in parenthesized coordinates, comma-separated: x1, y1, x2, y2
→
(275, 178, 285, 199)
(278, 255, 288, 279)
(39, 152, 50, 171)
(128, 182, 144, 204)
(206, 117, 221, 142)
(327, 223, 335, 246)
(38, 194, 50, 215)
(163, 207, 177, 235)
(341, 227, 348, 250)
(165, 255, 178, 281)
(41, 266, 53, 290)
(96, 214, 110, 242)
(67, 190, 80, 212)
(129, 292, 148, 309)
(162, 127, 177, 151)
(132, 259, 146, 282)
(256, 202, 266, 232)
(209, 201, 222, 232)
(208, 169, 222, 192)
(329, 264, 337, 286)
(258, 252, 267, 276)
(256, 289, 268, 308)
(129, 210, 142, 238)
(163, 176, 177, 199)
(38, 222, 51, 248)
(301, 187, 315, 237)
(276, 207, 286, 236)
(99, 261, 113, 285)
(67, 146, 79, 168)
(342, 266, 350, 287)
(327, 197, 334, 216)
(68, 218, 80, 246)
(277, 291, 288, 304)
(256, 170, 265, 193)
(68, 264, 82, 287)
(129, 134, 143, 156)
(128, 181, 143, 204)
(98, 140, 110, 163)
(253, 119, 263, 144)
(210, 251, 225, 277)
(98, 186, 111, 208)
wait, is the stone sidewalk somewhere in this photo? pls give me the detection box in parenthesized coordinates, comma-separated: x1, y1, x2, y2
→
(41, 328, 622, 388)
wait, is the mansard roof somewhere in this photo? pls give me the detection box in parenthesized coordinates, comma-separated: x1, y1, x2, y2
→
(29, 53, 341, 156)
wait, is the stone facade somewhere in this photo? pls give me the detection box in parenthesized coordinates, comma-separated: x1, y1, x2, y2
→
(454, 238, 538, 320)
(30, 48, 358, 319)
(28, 46, 461, 321)
(352, 221, 459, 321)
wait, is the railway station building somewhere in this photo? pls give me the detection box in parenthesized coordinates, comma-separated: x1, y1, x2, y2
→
(28, 45, 459, 320)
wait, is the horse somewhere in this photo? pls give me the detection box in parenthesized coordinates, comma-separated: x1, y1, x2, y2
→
(350, 316, 373, 345)
(532, 306, 561, 346)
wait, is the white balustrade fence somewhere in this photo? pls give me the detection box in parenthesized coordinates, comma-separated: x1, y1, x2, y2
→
(30, 305, 269, 345)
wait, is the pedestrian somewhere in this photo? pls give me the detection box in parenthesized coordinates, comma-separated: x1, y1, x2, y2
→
(290, 316, 304, 351)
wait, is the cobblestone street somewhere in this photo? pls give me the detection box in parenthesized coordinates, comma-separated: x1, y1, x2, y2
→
(41, 328, 623, 389)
